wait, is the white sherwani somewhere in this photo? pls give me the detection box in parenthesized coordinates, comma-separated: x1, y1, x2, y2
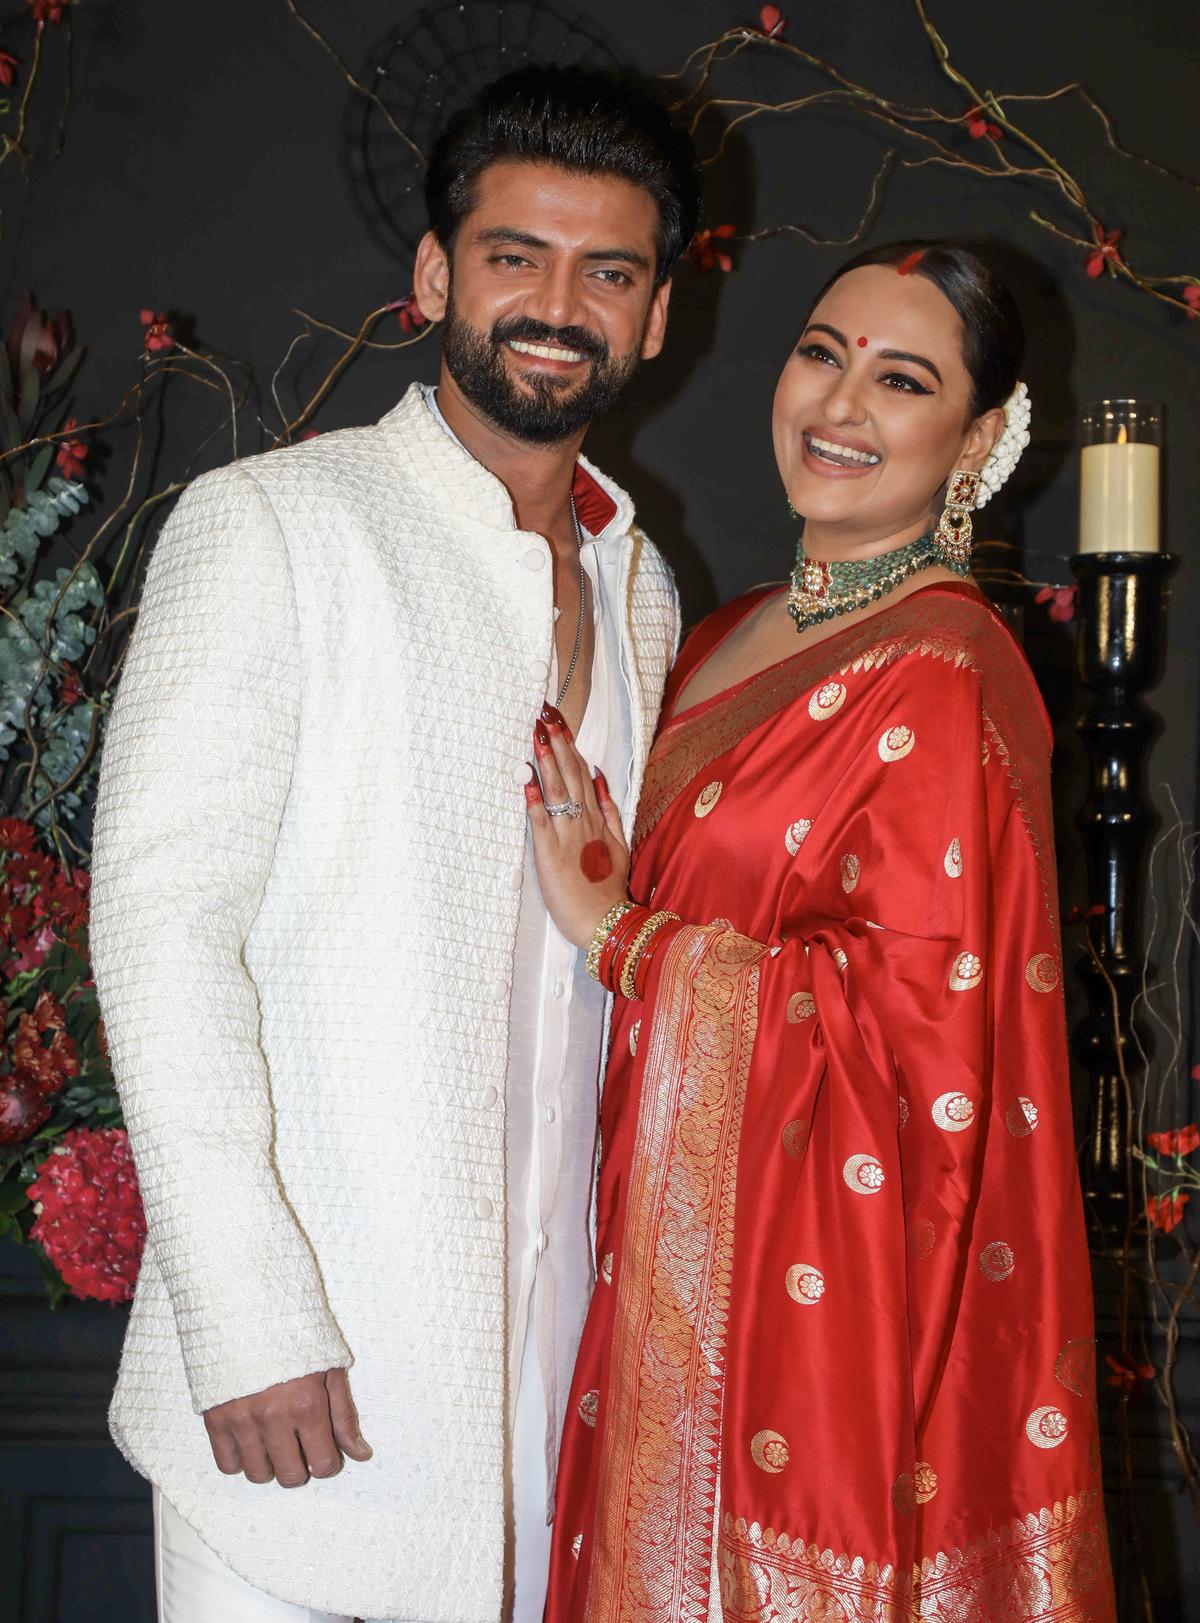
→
(89, 383, 679, 1622)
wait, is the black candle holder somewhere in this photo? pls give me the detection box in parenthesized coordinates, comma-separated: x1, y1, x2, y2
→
(1070, 551, 1171, 1223)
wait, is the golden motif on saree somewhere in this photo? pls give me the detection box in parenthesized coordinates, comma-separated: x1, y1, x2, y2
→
(718, 1491, 1112, 1622)
(808, 680, 847, 720)
(842, 1153, 885, 1194)
(1026, 1406, 1069, 1448)
(979, 1241, 1016, 1281)
(784, 1263, 825, 1305)
(840, 853, 861, 893)
(1026, 952, 1061, 992)
(1055, 1339, 1097, 1401)
(1005, 1096, 1040, 1136)
(750, 1430, 791, 1473)
(784, 818, 812, 855)
(931, 1091, 975, 1132)
(781, 1118, 811, 1161)
(943, 837, 963, 877)
(878, 723, 915, 762)
(785, 991, 816, 1023)
(948, 950, 983, 990)
(694, 780, 723, 817)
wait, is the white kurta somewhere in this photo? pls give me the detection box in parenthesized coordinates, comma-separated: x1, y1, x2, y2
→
(421, 390, 633, 1620)
(89, 383, 680, 1623)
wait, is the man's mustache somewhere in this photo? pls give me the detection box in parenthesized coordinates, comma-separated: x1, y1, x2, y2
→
(491, 316, 607, 362)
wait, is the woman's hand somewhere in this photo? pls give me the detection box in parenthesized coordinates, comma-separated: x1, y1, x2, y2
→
(525, 704, 630, 950)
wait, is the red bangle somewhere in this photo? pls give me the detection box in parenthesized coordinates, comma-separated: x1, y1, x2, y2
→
(631, 918, 685, 1001)
(597, 906, 651, 992)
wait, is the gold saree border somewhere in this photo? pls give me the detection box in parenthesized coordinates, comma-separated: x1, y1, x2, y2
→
(586, 925, 767, 1623)
(718, 1490, 1115, 1622)
(634, 592, 1060, 937)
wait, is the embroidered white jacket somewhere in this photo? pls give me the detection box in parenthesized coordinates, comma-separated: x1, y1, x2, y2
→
(88, 383, 680, 1622)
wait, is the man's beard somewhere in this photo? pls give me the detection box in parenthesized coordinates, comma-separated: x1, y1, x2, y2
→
(440, 293, 641, 445)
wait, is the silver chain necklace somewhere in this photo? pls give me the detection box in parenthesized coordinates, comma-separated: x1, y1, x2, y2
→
(555, 492, 587, 707)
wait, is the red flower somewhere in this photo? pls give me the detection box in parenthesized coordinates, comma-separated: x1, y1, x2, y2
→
(57, 664, 83, 707)
(689, 224, 737, 274)
(12, 991, 79, 1098)
(0, 48, 19, 86)
(27, 1129, 146, 1303)
(27, 0, 68, 26)
(0, 894, 33, 943)
(758, 4, 786, 37)
(139, 309, 175, 354)
(1147, 1123, 1200, 1157)
(1183, 284, 1200, 319)
(1146, 1191, 1189, 1232)
(54, 418, 88, 482)
(0, 1076, 50, 1145)
(1086, 227, 1124, 279)
(7, 921, 56, 977)
(37, 865, 89, 931)
(4, 850, 55, 889)
(0, 819, 35, 855)
(391, 293, 427, 336)
(965, 105, 1003, 141)
(1104, 1350, 1155, 1394)
(1035, 584, 1078, 623)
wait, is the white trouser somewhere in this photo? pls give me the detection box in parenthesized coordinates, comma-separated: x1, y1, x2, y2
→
(154, 1344, 551, 1623)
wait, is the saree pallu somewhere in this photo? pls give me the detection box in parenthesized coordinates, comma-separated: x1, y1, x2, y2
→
(546, 582, 1114, 1622)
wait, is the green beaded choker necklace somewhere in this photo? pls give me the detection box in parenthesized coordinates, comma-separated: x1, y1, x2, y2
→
(787, 530, 967, 635)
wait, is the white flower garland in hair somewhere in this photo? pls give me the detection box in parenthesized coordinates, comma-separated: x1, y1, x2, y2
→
(974, 381, 1031, 507)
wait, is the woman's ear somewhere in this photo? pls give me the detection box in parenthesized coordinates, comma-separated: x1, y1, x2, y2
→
(957, 405, 1005, 473)
(413, 230, 451, 323)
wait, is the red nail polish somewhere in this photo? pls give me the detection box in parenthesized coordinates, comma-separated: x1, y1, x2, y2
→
(524, 782, 541, 803)
(544, 704, 565, 728)
(594, 769, 609, 799)
(534, 719, 551, 749)
(541, 701, 555, 722)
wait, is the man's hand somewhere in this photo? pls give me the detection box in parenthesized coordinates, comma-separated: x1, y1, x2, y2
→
(203, 1368, 372, 1487)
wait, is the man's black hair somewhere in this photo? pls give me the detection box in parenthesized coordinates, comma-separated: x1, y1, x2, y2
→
(425, 63, 700, 283)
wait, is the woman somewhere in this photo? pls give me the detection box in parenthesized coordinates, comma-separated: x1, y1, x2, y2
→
(526, 241, 1115, 1621)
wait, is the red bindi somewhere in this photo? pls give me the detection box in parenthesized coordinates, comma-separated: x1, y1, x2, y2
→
(896, 249, 925, 277)
(856, 336, 869, 348)
(579, 841, 614, 883)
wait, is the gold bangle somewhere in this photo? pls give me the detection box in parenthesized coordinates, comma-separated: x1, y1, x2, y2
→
(618, 910, 680, 1001)
(585, 900, 637, 982)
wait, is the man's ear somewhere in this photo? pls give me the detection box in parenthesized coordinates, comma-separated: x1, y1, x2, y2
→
(639, 278, 673, 362)
(414, 230, 450, 322)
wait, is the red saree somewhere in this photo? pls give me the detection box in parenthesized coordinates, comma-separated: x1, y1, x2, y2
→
(545, 581, 1114, 1622)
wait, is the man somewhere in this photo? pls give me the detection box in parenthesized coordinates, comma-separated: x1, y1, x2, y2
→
(89, 64, 697, 1623)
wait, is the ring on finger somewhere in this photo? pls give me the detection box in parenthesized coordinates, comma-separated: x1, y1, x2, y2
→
(545, 799, 583, 819)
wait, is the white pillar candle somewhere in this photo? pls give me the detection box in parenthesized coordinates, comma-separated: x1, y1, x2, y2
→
(1078, 426, 1160, 553)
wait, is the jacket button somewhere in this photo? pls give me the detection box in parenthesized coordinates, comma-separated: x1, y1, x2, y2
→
(524, 548, 546, 571)
(514, 761, 533, 787)
(491, 979, 509, 1003)
(480, 1086, 498, 1107)
(530, 658, 549, 682)
(475, 1196, 494, 1220)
